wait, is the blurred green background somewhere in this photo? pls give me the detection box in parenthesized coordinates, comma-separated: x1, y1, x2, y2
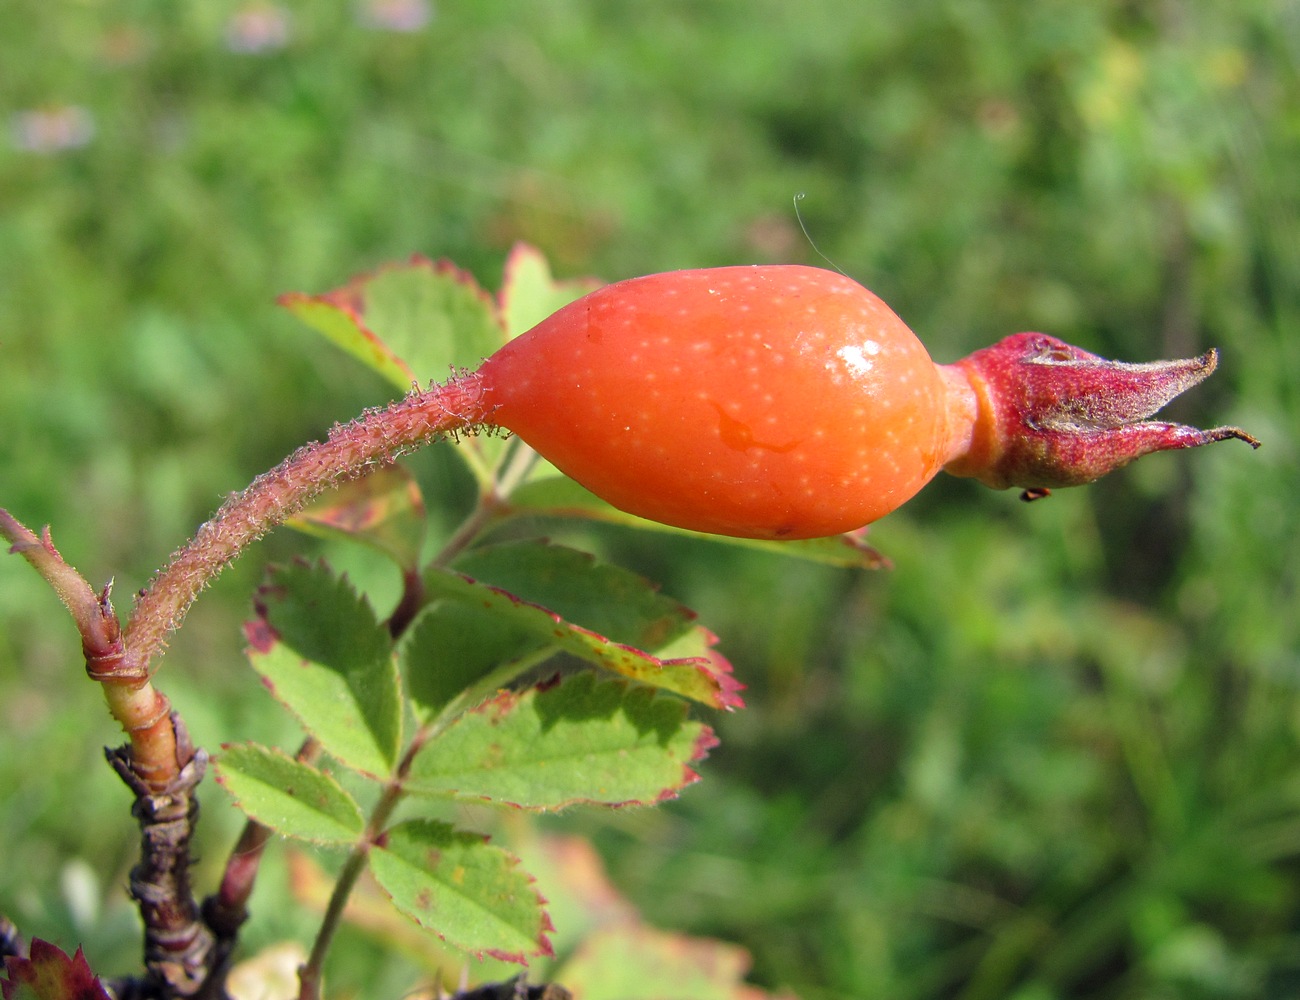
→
(2, 2, 1297, 998)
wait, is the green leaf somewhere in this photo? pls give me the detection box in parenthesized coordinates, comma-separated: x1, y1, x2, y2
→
(286, 465, 427, 572)
(401, 601, 544, 721)
(245, 560, 401, 777)
(213, 743, 364, 844)
(453, 541, 693, 652)
(369, 820, 552, 964)
(359, 257, 506, 378)
(278, 256, 504, 390)
(507, 476, 889, 569)
(286, 846, 535, 985)
(276, 290, 414, 390)
(424, 540, 743, 709)
(497, 242, 602, 340)
(406, 673, 717, 809)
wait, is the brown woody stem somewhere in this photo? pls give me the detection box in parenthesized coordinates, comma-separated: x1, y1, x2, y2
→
(107, 714, 213, 998)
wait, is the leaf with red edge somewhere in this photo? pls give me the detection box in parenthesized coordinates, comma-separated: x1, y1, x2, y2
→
(285, 850, 535, 984)
(1, 940, 112, 1000)
(277, 289, 412, 389)
(405, 672, 717, 809)
(422, 541, 743, 710)
(369, 820, 553, 965)
(286, 465, 427, 572)
(498, 243, 602, 341)
(278, 255, 504, 391)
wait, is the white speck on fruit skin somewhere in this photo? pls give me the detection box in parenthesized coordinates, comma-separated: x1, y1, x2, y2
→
(835, 342, 879, 377)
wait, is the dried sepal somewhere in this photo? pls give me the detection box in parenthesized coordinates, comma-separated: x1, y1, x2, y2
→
(947, 333, 1260, 491)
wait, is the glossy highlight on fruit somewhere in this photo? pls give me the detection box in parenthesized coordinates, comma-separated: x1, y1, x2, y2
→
(478, 266, 973, 539)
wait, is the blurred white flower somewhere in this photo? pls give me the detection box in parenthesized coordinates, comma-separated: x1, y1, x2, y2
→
(10, 105, 96, 153)
(60, 859, 101, 932)
(227, 941, 308, 1000)
(224, 4, 291, 54)
(360, 0, 433, 32)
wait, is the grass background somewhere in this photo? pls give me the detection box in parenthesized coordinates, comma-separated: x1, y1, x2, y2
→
(2, 2, 1297, 998)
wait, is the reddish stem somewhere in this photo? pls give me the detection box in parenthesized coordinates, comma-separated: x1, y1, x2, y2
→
(0, 513, 121, 665)
(0, 510, 185, 784)
(122, 375, 490, 676)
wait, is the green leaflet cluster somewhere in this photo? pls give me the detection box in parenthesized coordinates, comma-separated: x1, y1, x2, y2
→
(215, 548, 723, 962)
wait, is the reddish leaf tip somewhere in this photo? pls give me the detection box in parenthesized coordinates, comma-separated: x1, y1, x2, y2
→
(2, 940, 112, 1000)
(242, 616, 280, 653)
(692, 726, 722, 760)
